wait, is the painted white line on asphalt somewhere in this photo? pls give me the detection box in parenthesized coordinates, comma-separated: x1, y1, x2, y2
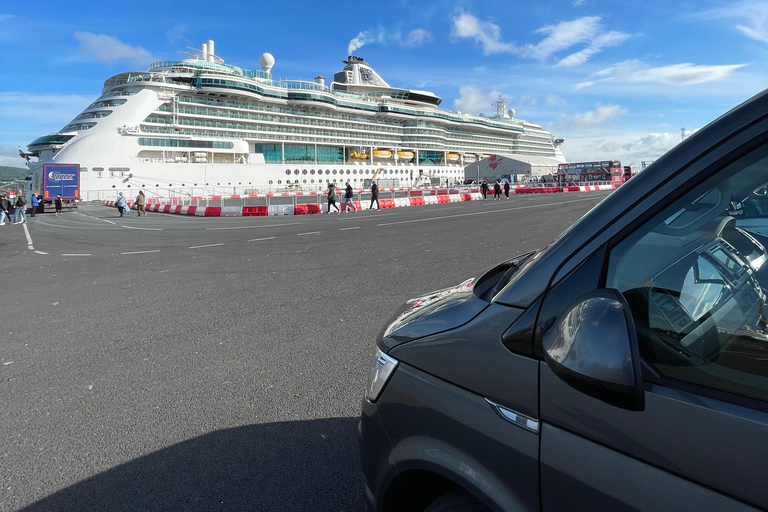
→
(208, 222, 302, 231)
(122, 225, 162, 231)
(121, 250, 161, 255)
(189, 243, 224, 249)
(61, 253, 92, 257)
(23, 222, 34, 250)
(339, 226, 360, 231)
(297, 231, 321, 236)
(34, 251, 48, 255)
(248, 236, 276, 242)
(377, 197, 601, 226)
(103, 219, 117, 225)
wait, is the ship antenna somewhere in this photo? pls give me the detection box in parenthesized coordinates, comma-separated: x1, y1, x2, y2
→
(492, 95, 507, 118)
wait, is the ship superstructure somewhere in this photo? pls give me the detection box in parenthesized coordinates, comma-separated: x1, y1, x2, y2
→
(27, 40, 565, 200)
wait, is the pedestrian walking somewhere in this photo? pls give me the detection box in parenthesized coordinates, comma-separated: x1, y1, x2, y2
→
(115, 192, 128, 217)
(13, 190, 27, 223)
(29, 193, 39, 217)
(54, 194, 63, 215)
(504, 181, 510, 199)
(481, 181, 489, 200)
(135, 190, 146, 216)
(493, 180, 502, 200)
(326, 183, 340, 214)
(0, 194, 10, 225)
(342, 182, 357, 213)
(369, 180, 380, 210)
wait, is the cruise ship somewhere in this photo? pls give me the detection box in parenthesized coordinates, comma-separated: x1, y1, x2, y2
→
(26, 40, 565, 200)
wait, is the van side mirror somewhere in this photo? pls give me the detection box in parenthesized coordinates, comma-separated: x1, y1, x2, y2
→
(542, 289, 645, 411)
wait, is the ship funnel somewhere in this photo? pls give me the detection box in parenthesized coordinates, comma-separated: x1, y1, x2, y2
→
(200, 43, 207, 61)
(315, 75, 325, 86)
(207, 40, 215, 62)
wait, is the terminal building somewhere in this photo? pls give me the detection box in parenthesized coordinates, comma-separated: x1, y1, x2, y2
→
(464, 153, 564, 183)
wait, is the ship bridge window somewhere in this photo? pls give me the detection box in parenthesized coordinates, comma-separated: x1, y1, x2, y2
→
(89, 99, 127, 108)
(62, 123, 96, 131)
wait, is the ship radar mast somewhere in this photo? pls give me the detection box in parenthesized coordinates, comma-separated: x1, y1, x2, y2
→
(492, 95, 514, 119)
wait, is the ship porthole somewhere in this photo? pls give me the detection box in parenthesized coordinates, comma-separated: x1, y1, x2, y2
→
(112, 185, 116, 188)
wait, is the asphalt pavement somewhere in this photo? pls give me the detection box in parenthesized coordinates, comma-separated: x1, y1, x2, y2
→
(0, 192, 610, 512)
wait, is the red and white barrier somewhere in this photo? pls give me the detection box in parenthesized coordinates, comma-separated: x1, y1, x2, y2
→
(102, 184, 612, 217)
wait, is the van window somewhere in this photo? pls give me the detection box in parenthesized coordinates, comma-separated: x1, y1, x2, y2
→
(607, 143, 768, 403)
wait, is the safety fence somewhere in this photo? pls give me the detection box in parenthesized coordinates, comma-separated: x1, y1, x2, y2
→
(104, 184, 614, 216)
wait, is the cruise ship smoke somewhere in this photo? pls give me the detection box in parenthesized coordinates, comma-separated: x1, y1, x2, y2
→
(348, 28, 385, 55)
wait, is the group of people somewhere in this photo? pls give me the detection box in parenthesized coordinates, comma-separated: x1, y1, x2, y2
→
(115, 191, 147, 216)
(480, 180, 511, 200)
(0, 190, 64, 225)
(326, 182, 380, 213)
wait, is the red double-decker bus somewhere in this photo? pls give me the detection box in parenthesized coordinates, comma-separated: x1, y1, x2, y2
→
(557, 160, 623, 187)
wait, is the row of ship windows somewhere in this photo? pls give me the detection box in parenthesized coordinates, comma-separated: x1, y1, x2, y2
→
(164, 102, 529, 142)
(198, 78, 526, 132)
(155, 107, 513, 143)
(139, 127, 522, 154)
(143, 118, 516, 148)
(176, 93, 527, 137)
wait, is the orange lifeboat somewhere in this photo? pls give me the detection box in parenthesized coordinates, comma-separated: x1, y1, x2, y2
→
(446, 153, 460, 163)
(372, 149, 393, 160)
(396, 150, 415, 161)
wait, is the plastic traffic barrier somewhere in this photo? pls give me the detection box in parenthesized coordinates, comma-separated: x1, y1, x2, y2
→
(242, 206, 268, 216)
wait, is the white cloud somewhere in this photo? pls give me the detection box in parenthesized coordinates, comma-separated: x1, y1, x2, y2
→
(451, 85, 502, 115)
(450, 11, 517, 55)
(576, 60, 750, 88)
(558, 103, 627, 128)
(0, 92, 93, 120)
(401, 29, 432, 47)
(451, 13, 629, 65)
(166, 25, 189, 44)
(698, 1, 768, 44)
(572, 0, 587, 6)
(73, 32, 155, 67)
(564, 132, 685, 163)
(522, 16, 600, 61)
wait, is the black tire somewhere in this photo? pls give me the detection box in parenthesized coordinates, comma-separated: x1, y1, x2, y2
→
(424, 488, 491, 512)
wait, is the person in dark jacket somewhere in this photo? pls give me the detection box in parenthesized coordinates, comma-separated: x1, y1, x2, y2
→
(481, 180, 489, 200)
(493, 180, 502, 200)
(54, 194, 63, 215)
(370, 181, 380, 210)
(503, 181, 510, 199)
(342, 182, 357, 213)
(0, 194, 10, 225)
(14, 190, 27, 223)
(326, 183, 340, 214)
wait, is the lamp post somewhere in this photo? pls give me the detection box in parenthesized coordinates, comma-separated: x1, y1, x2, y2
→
(681, 127, 686, 141)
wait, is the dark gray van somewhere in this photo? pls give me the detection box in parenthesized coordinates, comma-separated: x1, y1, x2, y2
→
(359, 89, 768, 511)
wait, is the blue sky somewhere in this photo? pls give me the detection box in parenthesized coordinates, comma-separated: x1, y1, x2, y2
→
(1, 0, 767, 169)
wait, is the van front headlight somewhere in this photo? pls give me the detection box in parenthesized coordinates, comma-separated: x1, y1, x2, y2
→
(365, 348, 399, 403)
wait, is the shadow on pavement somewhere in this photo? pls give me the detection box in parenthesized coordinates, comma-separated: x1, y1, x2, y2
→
(21, 417, 364, 512)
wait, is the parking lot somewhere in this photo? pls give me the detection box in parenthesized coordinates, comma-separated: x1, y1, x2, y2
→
(0, 193, 608, 511)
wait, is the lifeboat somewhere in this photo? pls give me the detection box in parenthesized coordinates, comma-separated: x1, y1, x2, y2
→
(462, 153, 477, 163)
(396, 150, 415, 161)
(349, 151, 369, 160)
(372, 149, 393, 160)
(480, 154, 490, 160)
(446, 153, 461, 163)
